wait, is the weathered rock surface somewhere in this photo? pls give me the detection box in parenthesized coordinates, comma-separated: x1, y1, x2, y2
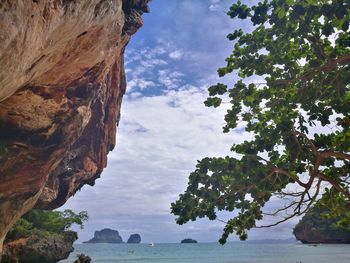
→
(1, 231, 77, 263)
(0, 0, 149, 253)
(74, 254, 92, 263)
(84, 228, 123, 244)
(294, 206, 350, 244)
(127, 234, 141, 244)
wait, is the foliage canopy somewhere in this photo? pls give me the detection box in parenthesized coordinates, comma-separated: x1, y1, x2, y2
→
(171, 0, 350, 244)
(6, 209, 88, 241)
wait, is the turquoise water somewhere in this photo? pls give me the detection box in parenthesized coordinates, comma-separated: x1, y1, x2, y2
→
(61, 243, 350, 263)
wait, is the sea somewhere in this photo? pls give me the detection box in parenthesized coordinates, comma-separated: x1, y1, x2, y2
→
(60, 242, 350, 263)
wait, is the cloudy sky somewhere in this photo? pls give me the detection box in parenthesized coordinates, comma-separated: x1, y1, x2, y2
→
(61, 0, 299, 243)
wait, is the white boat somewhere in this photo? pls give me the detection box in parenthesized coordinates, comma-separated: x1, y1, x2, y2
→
(148, 242, 155, 247)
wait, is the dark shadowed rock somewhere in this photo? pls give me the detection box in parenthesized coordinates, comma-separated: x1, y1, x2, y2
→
(1, 231, 77, 263)
(74, 254, 91, 263)
(181, 238, 197, 243)
(127, 234, 141, 244)
(84, 229, 123, 243)
(294, 206, 350, 244)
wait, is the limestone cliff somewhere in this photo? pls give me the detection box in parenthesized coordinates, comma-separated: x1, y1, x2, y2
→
(83, 228, 123, 244)
(294, 206, 350, 243)
(127, 234, 141, 244)
(0, 0, 150, 252)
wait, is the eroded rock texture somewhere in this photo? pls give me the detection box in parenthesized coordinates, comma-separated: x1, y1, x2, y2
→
(293, 206, 350, 244)
(83, 228, 123, 244)
(0, 0, 149, 252)
(2, 231, 77, 263)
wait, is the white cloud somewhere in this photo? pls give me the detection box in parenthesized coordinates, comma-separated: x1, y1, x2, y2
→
(157, 69, 185, 89)
(62, 85, 254, 242)
(127, 78, 155, 92)
(169, 50, 184, 60)
(60, 0, 297, 243)
(209, 4, 221, 11)
(140, 58, 168, 69)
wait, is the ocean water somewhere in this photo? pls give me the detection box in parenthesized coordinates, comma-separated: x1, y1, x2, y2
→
(60, 242, 350, 263)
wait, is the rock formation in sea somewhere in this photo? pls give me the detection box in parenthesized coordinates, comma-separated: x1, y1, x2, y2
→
(181, 238, 198, 243)
(127, 234, 141, 244)
(74, 254, 92, 263)
(0, 0, 150, 253)
(83, 229, 123, 244)
(294, 206, 350, 243)
(1, 231, 77, 263)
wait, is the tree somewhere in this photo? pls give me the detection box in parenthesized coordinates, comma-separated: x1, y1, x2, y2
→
(171, 0, 350, 244)
(22, 209, 89, 232)
(6, 209, 88, 241)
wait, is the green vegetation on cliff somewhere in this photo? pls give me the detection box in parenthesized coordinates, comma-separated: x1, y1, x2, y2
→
(294, 201, 350, 243)
(172, 0, 350, 244)
(5, 209, 88, 241)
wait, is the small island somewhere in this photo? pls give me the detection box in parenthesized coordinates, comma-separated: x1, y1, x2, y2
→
(127, 234, 141, 244)
(181, 238, 197, 243)
(83, 229, 123, 243)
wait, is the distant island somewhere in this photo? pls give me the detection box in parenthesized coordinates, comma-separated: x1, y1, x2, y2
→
(181, 238, 197, 243)
(83, 229, 143, 244)
(83, 229, 123, 243)
(127, 234, 141, 244)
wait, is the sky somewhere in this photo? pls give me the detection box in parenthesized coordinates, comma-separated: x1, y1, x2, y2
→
(61, 0, 299, 243)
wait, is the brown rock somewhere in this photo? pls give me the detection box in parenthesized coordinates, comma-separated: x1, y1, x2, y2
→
(0, 0, 150, 253)
(293, 206, 350, 244)
(2, 231, 77, 263)
(74, 254, 92, 263)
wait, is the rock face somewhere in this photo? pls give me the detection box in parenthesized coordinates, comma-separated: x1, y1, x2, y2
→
(181, 238, 197, 244)
(294, 206, 350, 244)
(127, 234, 141, 244)
(1, 231, 77, 263)
(0, 0, 149, 252)
(83, 228, 123, 243)
(74, 254, 92, 263)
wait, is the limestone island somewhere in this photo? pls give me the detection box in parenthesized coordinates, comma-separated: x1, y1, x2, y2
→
(294, 206, 350, 244)
(83, 229, 123, 244)
(181, 238, 198, 243)
(127, 234, 141, 244)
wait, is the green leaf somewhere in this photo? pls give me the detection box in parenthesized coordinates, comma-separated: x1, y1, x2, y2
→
(172, 0, 350, 244)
